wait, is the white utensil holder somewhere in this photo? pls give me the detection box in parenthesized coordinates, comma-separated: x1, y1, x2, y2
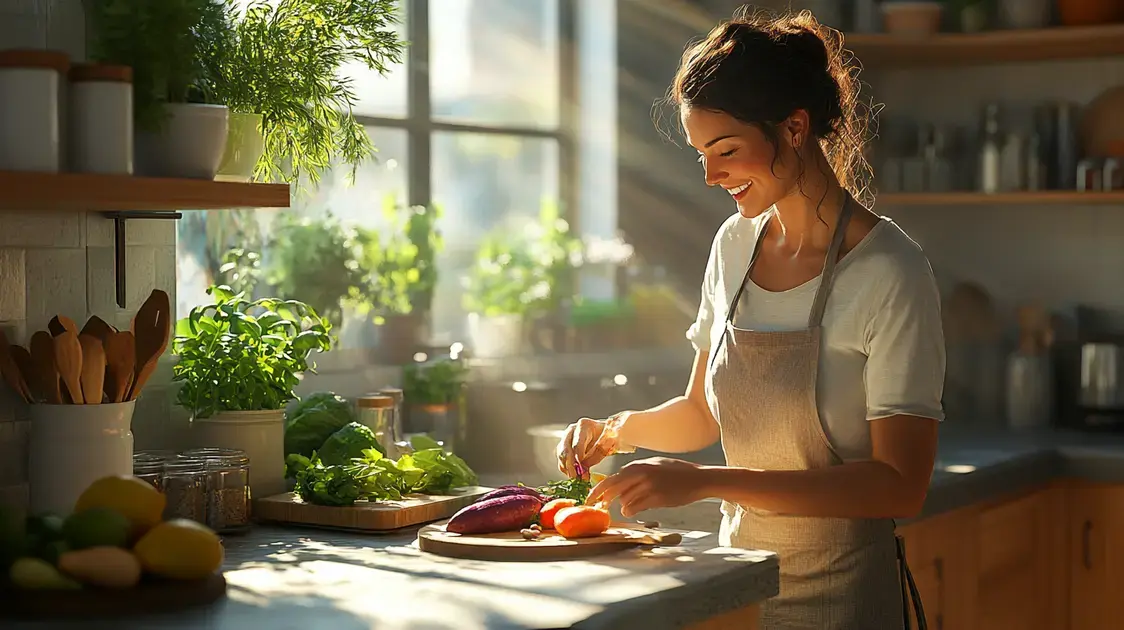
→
(28, 401, 135, 516)
(191, 409, 285, 499)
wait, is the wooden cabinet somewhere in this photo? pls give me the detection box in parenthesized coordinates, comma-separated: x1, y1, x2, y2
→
(1067, 483, 1124, 630)
(898, 507, 978, 630)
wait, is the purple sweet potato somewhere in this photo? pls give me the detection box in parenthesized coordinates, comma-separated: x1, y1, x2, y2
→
(447, 494, 542, 534)
(476, 485, 544, 504)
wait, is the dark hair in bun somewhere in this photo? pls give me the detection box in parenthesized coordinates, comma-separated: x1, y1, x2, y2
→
(666, 7, 876, 204)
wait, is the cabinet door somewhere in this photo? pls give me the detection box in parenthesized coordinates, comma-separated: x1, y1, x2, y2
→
(898, 507, 978, 630)
(975, 490, 1058, 630)
(1069, 484, 1124, 630)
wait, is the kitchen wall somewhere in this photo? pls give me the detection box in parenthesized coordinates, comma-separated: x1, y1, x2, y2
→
(0, 2, 182, 512)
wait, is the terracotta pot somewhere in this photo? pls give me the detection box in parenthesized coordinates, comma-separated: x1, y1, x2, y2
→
(1057, 0, 1124, 26)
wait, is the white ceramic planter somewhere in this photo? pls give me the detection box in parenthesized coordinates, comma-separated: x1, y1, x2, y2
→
(467, 312, 525, 359)
(215, 111, 264, 182)
(29, 401, 136, 516)
(191, 409, 285, 499)
(135, 103, 230, 179)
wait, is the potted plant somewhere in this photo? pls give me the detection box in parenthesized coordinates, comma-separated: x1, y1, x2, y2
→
(203, 0, 405, 187)
(172, 285, 332, 498)
(402, 356, 469, 452)
(462, 199, 582, 358)
(85, 0, 236, 179)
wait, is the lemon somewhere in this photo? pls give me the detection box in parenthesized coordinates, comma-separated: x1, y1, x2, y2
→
(73, 476, 166, 538)
(133, 519, 223, 580)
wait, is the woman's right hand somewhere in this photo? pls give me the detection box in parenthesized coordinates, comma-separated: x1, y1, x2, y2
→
(557, 417, 619, 479)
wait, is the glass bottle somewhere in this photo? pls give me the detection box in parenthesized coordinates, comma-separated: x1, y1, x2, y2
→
(357, 394, 400, 457)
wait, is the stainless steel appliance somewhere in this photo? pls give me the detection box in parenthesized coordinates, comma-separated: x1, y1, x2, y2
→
(1078, 342, 1124, 428)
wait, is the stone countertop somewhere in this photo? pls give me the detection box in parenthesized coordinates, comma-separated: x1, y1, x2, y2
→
(11, 525, 778, 630)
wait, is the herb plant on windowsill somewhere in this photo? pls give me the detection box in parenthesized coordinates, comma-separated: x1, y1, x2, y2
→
(172, 285, 332, 498)
(402, 356, 469, 452)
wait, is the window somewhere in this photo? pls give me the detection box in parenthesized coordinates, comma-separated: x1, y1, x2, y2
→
(175, 0, 615, 358)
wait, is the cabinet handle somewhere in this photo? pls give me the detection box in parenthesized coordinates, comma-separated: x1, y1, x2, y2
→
(934, 556, 945, 630)
(1082, 520, 1093, 570)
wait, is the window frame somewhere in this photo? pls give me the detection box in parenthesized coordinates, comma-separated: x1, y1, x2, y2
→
(354, 0, 579, 229)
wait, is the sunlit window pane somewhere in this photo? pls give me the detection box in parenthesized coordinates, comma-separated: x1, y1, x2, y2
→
(429, 131, 560, 342)
(429, 0, 560, 129)
(344, 3, 409, 118)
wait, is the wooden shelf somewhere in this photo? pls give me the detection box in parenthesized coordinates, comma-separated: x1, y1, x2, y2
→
(847, 24, 1124, 68)
(0, 171, 290, 211)
(877, 191, 1124, 206)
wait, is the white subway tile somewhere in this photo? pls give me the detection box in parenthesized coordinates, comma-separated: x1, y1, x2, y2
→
(86, 213, 115, 248)
(154, 246, 178, 301)
(127, 220, 177, 246)
(0, 249, 26, 321)
(124, 246, 157, 311)
(25, 248, 87, 333)
(0, 212, 82, 248)
(85, 246, 116, 315)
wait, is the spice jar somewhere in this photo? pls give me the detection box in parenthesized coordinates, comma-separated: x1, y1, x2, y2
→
(163, 457, 208, 524)
(182, 447, 252, 533)
(0, 49, 69, 172)
(68, 63, 133, 174)
(357, 394, 400, 457)
(132, 452, 165, 492)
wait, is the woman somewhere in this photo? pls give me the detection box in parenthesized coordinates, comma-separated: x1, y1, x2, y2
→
(556, 8, 943, 630)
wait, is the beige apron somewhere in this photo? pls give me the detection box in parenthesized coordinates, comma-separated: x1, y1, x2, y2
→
(706, 198, 926, 630)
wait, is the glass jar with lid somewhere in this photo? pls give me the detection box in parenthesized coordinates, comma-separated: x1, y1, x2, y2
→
(163, 456, 208, 524)
(181, 447, 251, 533)
(357, 394, 400, 457)
(132, 452, 166, 492)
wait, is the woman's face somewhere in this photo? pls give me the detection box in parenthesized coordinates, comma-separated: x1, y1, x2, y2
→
(681, 106, 802, 218)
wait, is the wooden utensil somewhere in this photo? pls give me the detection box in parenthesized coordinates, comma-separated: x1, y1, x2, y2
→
(78, 334, 106, 404)
(80, 315, 116, 343)
(48, 315, 79, 337)
(9, 345, 37, 402)
(53, 330, 84, 405)
(416, 521, 684, 562)
(128, 290, 171, 401)
(29, 331, 61, 404)
(102, 331, 136, 404)
(0, 329, 31, 403)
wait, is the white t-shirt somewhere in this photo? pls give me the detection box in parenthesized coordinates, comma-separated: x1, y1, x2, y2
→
(686, 211, 946, 462)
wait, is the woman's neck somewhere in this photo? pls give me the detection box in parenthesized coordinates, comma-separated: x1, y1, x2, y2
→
(769, 152, 848, 255)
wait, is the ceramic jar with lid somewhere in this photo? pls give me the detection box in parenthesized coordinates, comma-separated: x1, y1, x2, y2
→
(68, 63, 133, 174)
(0, 49, 70, 172)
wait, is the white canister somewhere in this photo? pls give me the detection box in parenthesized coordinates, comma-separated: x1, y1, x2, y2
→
(190, 409, 286, 499)
(0, 49, 69, 173)
(28, 401, 136, 516)
(68, 63, 133, 175)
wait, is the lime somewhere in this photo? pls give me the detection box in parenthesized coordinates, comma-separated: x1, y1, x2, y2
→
(62, 507, 131, 550)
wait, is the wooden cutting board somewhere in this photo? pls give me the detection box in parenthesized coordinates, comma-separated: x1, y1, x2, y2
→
(0, 572, 226, 620)
(253, 486, 493, 532)
(416, 522, 683, 562)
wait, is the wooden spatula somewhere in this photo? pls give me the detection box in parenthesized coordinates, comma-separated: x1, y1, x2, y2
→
(53, 330, 84, 405)
(128, 290, 171, 401)
(78, 334, 106, 404)
(103, 331, 136, 404)
(29, 331, 61, 404)
(48, 315, 79, 337)
(9, 344, 37, 402)
(80, 315, 116, 343)
(0, 329, 31, 403)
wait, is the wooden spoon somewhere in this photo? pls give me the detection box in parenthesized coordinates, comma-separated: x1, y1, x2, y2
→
(48, 315, 79, 337)
(80, 315, 116, 343)
(53, 330, 84, 405)
(128, 290, 171, 401)
(9, 345, 37, 402)
(0, 329, 31, 403)
(78, 334, 106, 405)
(29, 331, 61, 404)
(103, 331, 136, 404)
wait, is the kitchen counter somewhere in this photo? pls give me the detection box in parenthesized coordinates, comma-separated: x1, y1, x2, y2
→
(11, 524, 778, 630)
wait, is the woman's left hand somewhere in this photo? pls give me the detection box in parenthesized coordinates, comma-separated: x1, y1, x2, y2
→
(587, 457, 709, 517)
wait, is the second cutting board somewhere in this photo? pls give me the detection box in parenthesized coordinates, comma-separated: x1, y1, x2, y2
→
(253, 486, 493, 532)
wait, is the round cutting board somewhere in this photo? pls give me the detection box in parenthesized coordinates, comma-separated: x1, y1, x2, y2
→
(0, 572, 227, 620)
(417, 523, 682, 562)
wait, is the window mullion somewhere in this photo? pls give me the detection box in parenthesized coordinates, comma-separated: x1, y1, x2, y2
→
(406, 0, 432, 208)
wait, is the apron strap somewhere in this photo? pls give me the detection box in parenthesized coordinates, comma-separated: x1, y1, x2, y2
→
(807, 194, 855, 329)
(724, 209, 773, 326)
(895, 528, 928, 630)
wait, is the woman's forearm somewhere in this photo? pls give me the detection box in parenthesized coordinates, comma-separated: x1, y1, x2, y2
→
(699, 460, 927, 520)
(617, 397, 720, 453)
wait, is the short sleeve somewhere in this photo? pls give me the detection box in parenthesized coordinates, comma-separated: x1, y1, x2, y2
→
(863, 255, 946, 422)
(685, 229, 722, 352)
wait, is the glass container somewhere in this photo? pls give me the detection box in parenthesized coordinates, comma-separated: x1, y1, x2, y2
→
(181, 447, 252, 533)
(358, 394, 400, 457)
(163, 456, 208, 524)
(132, 452, 165, 492)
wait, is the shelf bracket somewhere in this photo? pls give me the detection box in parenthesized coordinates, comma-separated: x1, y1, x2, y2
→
(100, 211, 183, 309)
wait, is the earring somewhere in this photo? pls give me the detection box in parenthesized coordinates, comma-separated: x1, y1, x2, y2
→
(792, 136, 801, 148)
